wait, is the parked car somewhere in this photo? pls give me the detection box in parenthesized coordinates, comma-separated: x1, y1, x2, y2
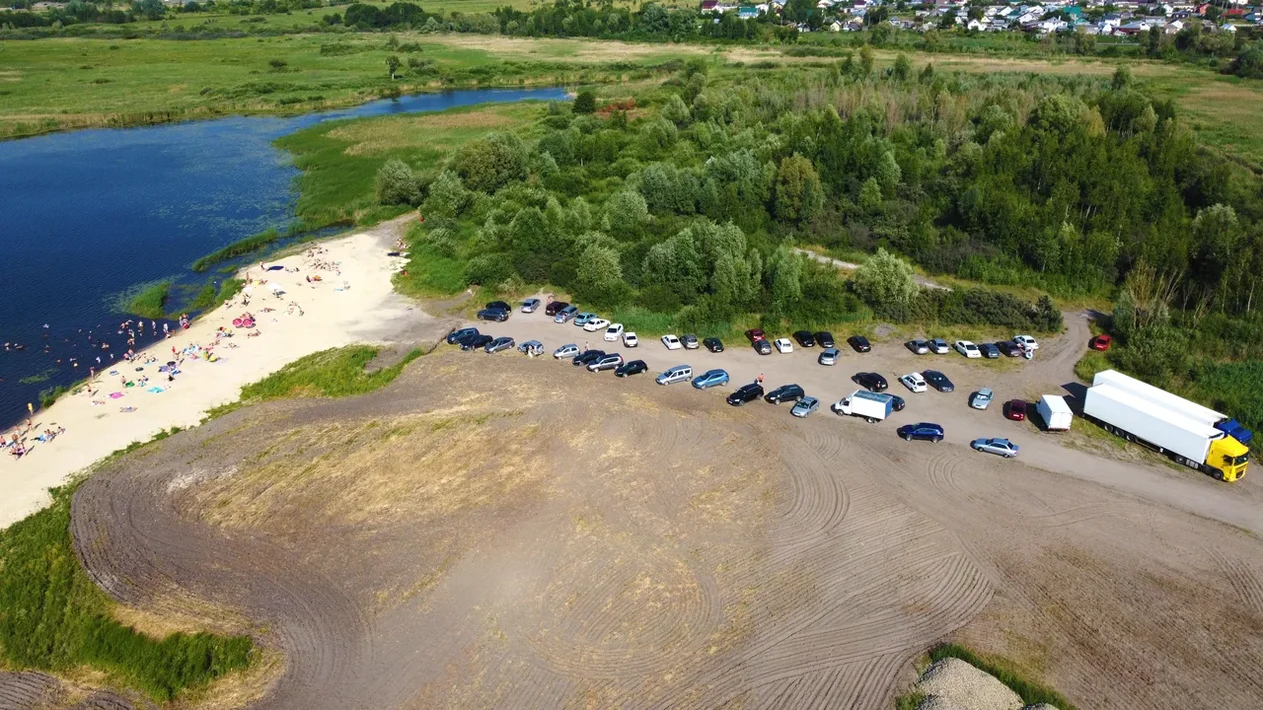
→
(517, 340, 544, 356)
(972, 437, 1020, 458)
(847, 335, 872, 353)
(765, 384, 805, 404)
(792, 330, 816, 348)
(906, 339, 930, 355)
(447, 326, 478, 345)
(520, 298, 540, 313)
(954, 340, 981, 359)
(463, 334, 494, 351)
(929, 338, 950, 354)
(996, 340, 1023, 357)
(852, 372, 888, 392)
(978, 343, 1001, 359)
(485, 300, 510, 312)
(573, 312, 597, 327)
(898, 422, 945, 443)
(899, 372, 927, 393)
(544, 300, 569, 317)
(554, 305, 579, 323)
(572, 349, 606, 367)
(656, 365, 693, 385)
(791, 397, 820, 418)
(1004, 399, 1027, 421)
(1013, 335, 1039, 351)
(588, 353, 624, 372)
(604, 323, 624, 341)
(661, 334, 682, 350)
(923, 370, 954, 392)
(970, 387, 994, 410)
(582, 317, 610, 332)
(703, 337, 725, 353)
(485, 336, 515, 353)
(774, 338, 794, 354)
(815, 331, 835, 348)
(727, 383, 764, 406)
(1090, 334, 1112, 351)
(623, 332, 639, 348)
(818, 347, 840, 366)
(753, 339, 772, 355)
(453, 331, 482, 348)
(682, 334, 700, 350)
(890, 395, 906, 412)
(615, 360, 648, 377)
(553, 343, 580, 359)
(477, 308, 509, 322)
(692, 369, 730, 389)
(744, 328, 765, 343)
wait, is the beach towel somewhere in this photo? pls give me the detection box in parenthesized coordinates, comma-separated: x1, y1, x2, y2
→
(158, 365, 169, 373)
(147, 386, 164, 393)
(268, 265, 284, 271)
(124, 381, 135, 388)
(108, 369, 119, 376)
(109, 392, 124, 399)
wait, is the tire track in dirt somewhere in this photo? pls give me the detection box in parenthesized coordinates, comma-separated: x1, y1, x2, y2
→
(0, 672, 61, 710)
(1207, 548, 1263, 618)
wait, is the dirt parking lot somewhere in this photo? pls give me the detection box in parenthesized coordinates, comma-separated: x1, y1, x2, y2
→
(6, 304, 1262, 709)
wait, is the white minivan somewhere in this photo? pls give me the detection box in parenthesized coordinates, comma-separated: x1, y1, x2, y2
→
(656, 365, 693, 385)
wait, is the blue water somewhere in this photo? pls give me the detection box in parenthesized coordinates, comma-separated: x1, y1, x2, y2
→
(0, 87, 568, 428)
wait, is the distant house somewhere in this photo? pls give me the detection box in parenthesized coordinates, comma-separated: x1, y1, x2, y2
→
(967, 17, 987, 29)
(737, 5, 759, 18)
(700, 0, 720, 12)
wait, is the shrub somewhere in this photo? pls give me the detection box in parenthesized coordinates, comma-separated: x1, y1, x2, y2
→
(573, 89, 596, 114)
(375, 158, 420, 206)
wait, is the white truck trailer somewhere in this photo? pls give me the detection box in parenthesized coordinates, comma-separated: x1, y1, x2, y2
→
(1083, 374, 1248, 482)
(831, 389, 894, 423)
(1093, 369, 1252, 446)
(1036, 395, 1073, 431)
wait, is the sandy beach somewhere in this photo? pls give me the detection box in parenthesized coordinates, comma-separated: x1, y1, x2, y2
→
(0, 218, 433, 529)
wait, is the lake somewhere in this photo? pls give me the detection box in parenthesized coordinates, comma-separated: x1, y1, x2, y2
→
(0, 87, 569, 429)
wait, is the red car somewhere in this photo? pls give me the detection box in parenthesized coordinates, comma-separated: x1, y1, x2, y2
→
(1090, 334, 1112, 351)
(744, 328, 766, 343)
(1005, 399, 1027, 421)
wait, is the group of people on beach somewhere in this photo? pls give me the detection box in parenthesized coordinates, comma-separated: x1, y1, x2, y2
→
(3, 418, 65, 459)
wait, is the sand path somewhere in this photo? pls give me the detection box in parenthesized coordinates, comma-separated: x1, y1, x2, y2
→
(0, 215, 432, 529)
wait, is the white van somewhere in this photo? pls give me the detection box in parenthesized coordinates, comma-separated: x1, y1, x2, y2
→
(656, 365, 693, 385)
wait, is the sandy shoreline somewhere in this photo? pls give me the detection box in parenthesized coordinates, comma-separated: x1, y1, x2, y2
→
(0, 218, 432, 529)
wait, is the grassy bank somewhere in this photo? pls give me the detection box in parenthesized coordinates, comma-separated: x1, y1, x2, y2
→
(191, 229, 281, 272)
(926, 644, 1078, 710)
(0, 484, 252, 702)
(126, 281, 170, 319)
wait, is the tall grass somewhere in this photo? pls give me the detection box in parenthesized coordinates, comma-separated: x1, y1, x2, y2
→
(189, 277, 247, 311)
(0, 485, 252, 702)
(126, 281, 171, 319)
(394, 244, 468, 298)
(191, 228, 281, 272)
(927, 643, 1078, 710)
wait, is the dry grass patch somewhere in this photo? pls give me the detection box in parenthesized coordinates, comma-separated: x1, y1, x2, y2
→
(327, 106, 520, 156)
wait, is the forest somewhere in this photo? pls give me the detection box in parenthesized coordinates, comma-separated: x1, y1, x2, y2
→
(381, 58, 1262, 428)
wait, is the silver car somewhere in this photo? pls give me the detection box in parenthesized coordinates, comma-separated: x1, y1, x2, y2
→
(484, 336, 515, 353)
(553, 343, 580, 359)
(929, 338, 950, 354)
(791, 396, 820, 418)
(518, 340, 544, 356)
(818, 348, 840, 366)
(906, 339, 930, 355)
(521, 298, 541, 313)
(971, 437, 1019, 458)
(970, 387, 994, 410)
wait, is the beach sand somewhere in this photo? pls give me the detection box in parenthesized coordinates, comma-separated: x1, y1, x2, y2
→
(0, 220, 436, 529)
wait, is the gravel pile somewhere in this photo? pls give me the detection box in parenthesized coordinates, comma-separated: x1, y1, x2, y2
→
(915, 658, 1024, 710)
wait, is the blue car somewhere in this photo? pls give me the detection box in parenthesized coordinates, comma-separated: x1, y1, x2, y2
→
(897, 422, 945, 443)
(692, 369, 730, 389)
(572, 312, 597, 326)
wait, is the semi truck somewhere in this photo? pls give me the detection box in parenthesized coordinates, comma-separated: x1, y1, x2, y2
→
(831, 389, 894, 423)
(1083, 370, 1249, 481)
(1092, 370, 1253, 446)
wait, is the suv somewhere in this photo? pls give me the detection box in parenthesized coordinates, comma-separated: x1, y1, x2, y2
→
(792, 330, 816, 347)
(477, 308, 509, 322)
(897, 422, 945, 443)
(447, 326, 478, 345)
(847, 335, 871, 353)
(615, 360, 648, 377)
(692, 369, 729, 389)
(544, 301, 569, 317)
(765, 384, 805, 404)
(656, 365, 693, 385)
(727, 383, 764, 406)
(588, 353, 624, 372)
(852, 372, 888, 392)
(554, 305, 579, 323)
(485, 300, 510, 312)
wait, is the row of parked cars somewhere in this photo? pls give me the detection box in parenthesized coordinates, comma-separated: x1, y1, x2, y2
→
(905, 336, 1039, 359)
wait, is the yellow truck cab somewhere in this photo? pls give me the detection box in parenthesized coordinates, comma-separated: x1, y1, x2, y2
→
(1210, 437, 1249, 481)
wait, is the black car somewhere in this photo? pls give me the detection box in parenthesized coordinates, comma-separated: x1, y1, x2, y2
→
(727, 383, 764, 406)
(615, 360, 648, 377)
(792, 330, 816, 348)
(682, 334, 700, 350)
(996, 341, 1023, 357)
(978, 342, 1001, 359)
(814, 331, 835, 348)
(765, 384, 805, 405)
(703, 337, 725, 353)
(852, 372, 888, 392)
(485, 300, 510, 312)
(753, 339, 772, 355)
(544, 300, 570, 316)
(476, 308, 509, 322)
(890, 395, 906, 412)
(897, 422, 945, 443)
(572, 349, 606, 366)
(447, 326, 478, 345)
(923, 370, 955, 392)
(462, 334, 494, 351)
(847, 335, 872, 353)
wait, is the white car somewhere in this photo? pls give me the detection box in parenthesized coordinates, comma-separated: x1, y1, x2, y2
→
(774, 338, 794, 354)
(1013, 335, 1039, 351)
(954, 340, 981, 359)
(899, 372, 927, 393)
(583, 317, 611, 332)
(553, 344, 580, 359)
(661, 334, 682, 350)
(604, 323, 624, 341)
(623, 332, 639, 347)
